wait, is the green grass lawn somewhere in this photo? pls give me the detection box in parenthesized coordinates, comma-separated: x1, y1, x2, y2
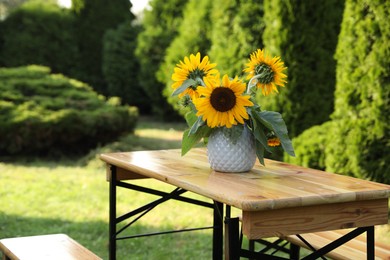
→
(1, 117, 389, 259)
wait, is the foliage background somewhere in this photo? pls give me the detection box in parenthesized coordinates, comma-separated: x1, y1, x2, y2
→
(0, 0, 388, 180)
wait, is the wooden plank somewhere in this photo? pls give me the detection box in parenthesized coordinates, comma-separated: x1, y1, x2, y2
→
(106, 165, 148, 181)
(242, 199, 389, 239)
(0, 234, 101, 260)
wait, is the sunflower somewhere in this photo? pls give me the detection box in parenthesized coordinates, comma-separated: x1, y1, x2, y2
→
(194, 74, 253, 128)
(267, 137, 281, 147)
(171, 52, 218, 99)
(243, 49, 287, 96)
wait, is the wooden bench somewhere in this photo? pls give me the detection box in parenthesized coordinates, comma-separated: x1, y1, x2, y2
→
(283, 228, 390, 260)
(0, 234, 102, 260)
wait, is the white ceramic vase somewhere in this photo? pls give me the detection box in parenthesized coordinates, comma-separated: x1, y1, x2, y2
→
(207, 126, 256, 172)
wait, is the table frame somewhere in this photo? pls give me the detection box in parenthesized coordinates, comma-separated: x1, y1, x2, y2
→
(108, 165, 224, 260)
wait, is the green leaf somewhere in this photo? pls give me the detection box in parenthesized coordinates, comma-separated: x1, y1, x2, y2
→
(185, 111, 198, 128)
(189, 116, 205, 135)
(247, 109, 272, 153)
(181, 126, 212, 156)
(171, 78, 197, 96)
(258, 111, 295, 157)
(254, 139, 265, 165)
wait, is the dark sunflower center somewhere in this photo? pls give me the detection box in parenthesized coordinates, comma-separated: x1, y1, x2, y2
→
(210, 87, 236, 112)
(255, 63, 274, 84)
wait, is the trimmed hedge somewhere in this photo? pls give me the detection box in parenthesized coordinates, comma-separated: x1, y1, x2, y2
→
(0, 65, 138, 155)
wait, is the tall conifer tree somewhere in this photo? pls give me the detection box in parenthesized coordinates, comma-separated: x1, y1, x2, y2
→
(209, 0, 265, 77)
(262, 0, 344, 137)
(325, 0, 390, 183)
(135, 0, 188, 119)
(103, 22, 148, 112)
(287, 0, 389, 184)
(72, 0, 133, 94)
(159, 0, 213, 115)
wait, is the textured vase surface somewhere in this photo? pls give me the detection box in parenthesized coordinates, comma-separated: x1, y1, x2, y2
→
(207, 126, 256, 172)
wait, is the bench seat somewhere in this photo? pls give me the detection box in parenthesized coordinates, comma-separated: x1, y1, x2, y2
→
(283, 229, 390, 260)
(0, 234, 102, 260)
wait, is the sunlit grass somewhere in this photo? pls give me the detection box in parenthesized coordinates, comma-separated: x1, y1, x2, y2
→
(0, 118, 215, 259)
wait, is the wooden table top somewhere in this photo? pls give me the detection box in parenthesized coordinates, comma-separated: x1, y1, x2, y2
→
(100, 148, 390, 212)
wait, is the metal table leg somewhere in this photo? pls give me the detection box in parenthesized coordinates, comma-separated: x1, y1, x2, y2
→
(213, 202, 224, 260)
(225, 205, 240, 260)
(109, 165, 117, 260)
(107, 165, 220, 259)
(367, 226, 374, 260)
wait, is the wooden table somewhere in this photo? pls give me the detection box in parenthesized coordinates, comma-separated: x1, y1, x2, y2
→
(100, 148, 390, 260)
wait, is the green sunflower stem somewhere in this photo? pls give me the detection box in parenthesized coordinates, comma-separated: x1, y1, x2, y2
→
(246, 72, 267, 93)
(196, 77, 206, 87)
(172, 78, 197, 96)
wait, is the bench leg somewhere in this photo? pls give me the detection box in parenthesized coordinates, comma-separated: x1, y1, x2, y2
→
(289, 243, 300, 260)
(249, 240, 256, 260)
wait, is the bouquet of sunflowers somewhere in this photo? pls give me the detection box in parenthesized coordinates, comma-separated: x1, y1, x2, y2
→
(171, 49, 294, 165)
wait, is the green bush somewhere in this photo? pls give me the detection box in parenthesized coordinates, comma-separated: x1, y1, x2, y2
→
(0, 65, 138, 155)
(285, 121, 333, 170)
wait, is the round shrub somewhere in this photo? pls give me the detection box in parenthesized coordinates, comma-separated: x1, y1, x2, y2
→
(0, 65, 138, 155)
(284, 121, 333, 170)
